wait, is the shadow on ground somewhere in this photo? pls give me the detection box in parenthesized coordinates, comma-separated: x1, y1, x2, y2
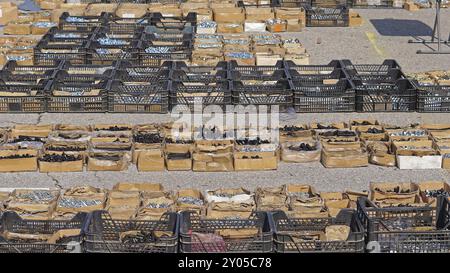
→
(370, 19, 433, 36)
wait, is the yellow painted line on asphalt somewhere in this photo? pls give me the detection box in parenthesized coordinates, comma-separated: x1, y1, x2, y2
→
(365, 31, 388, 58)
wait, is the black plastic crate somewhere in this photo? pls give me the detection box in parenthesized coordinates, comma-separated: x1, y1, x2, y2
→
(137, 41, 192, 66)
(169, 80, 231, 111)
(108, 80, 169, 113)
(271, 210, 365, 253)
(284, 60, 346, 81)
(169, 66, 228, 82)
(146, 13, 196, 35)
(291, 78, 355, 112)
(86, 41, 139, 65)
(0, 81, 48, 113)
(228, 61, 288, 81)
(141, 33, 193, 46)
(357, 197, 450, 253)
(346, 0, 398, 8)
(114, 68, 171, 82)
(179, 211, 273, 253)
(310, 0, 348, 7)
(417, 85, 450, 112)
(305, 5, 349, 27)
(58, 61, 119, 82)
(354, 79, 417, 112)
(106, 16, 150, 34)
(34, 40, 88, 66)
(0, 61, 60, 84)
(45, 80, 108, 112)
(43, 27, 97, 43)
(231, 80, 293, 110)
(83, 210, 179, 253)
(341, 59, 403, 81)
(59, 12, 110, 32)
(0, 211, 87, 253)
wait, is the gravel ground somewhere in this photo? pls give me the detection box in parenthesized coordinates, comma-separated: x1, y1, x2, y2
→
(286, 8, 450, 72)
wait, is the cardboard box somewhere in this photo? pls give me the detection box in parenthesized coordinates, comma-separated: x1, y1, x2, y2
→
(281, 141, 321, 163)
(0, 149, 38, 172)
(136, 191, 174, 220)
(217, 23, 243, 33)
(165, 145, 192, 171)
(286, 184, 324, 213)
(284, 53, 310, 65)
(417, 181, 450, 206)
(256, 186, 288, 211)
(245, 7, 274, 22)
(234, 151, 278, 171)
(254, 53, 281, 66)
(11, 124, 53, 139)
(113, 182, 164, 192)
(87, 152, 130, 171)
(31, 24, 56, 35)
(320, 192, 350, 217)
(0, 3, 19, 25)
(213, 8, 245, 23)
(321, 148, 368, 168)
(39, 0, 62, 10)
(266, 20, 286, 32)
(137, 149, 165, 171)
(349, 10, 363, 27)
(84, 4, 118, 16)
(192, 152, 234, 171)
(282, 42, 305, 55)
(38, 152, 84, 173)
(224, 52, 255, 65)
(393, 140, 442, 169)
(4, 23, 32, 35)
(106, 190, 141, 219)
(286, 19, 302, 32)
(275, 7, 306, 27)
(54, 186, 106, 218)
(370, 182, 419, 205)
(175, 188, 205, 213)
(116, 3, 149, 18)
(244, 21, 266, 32)
(205, 188, 255, 217)
(404, 1, 420, 11)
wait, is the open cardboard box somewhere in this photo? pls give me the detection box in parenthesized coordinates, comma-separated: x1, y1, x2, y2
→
(320, 192, 350, 217)
(137, 149, 165, 172)
(175, 188, 205, 214)
(165, 145, 192, 171)
(365, 141, 396, 167)
(113, 182, 164, 192)
(0, 149, 38, 172)
(38, 152, 84, 173)
(106, 190, 141, 219)
(281, 141, 321, 163)
(393, 140, 442, 169)
(213, 7, 245, 23)
(234, 150, 277, 171)
(370, 182, 420, 205)
(205, 187, 255, 218)
(87, 152, 130, 171)
(245, 7, 274, 22)
(115, 3, 149, 18)
(11, 124, 53, 139)
(416, 181, 450, 206)
(0, 2, 19, 25)
(321, 148, 368, 168)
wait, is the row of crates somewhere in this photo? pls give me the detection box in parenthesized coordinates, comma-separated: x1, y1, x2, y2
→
(71, 0, 399, 8)
(0, 195, 449, 253)
(0, 59, 448, 113)
(35, 13, 196, 66)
